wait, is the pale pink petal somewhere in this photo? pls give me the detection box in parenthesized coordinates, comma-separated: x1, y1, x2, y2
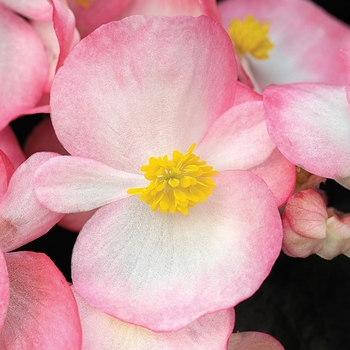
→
(24, 117, 67, 157)
(282, 189, 327, 258)
(51, 0, 80, 71)
(264, 84, 350, 184)
(0, 250, 9, 331)
(228, 331, 284, 350)
(67, 0, 132, 38)
(250, 148, 296, 207)
(34, 155, 148, 213)
(73, 288, 234, 350)
(233, 82, 262, 106)
(50, 16, 237, 173)
(0, 6, 48, 129)
(58, 210, 96, 232)
(219, 0, 350, 88)
(0, 0, 52, 21)
(197, 101, 275, 171)
(32, 20, 60, 93)
(0, 251, 81, 349)
(72, 170, 282, 331)
(0, 126, 26, 169)
(0, 151, 14, 199)
(0, 153, 64, 252)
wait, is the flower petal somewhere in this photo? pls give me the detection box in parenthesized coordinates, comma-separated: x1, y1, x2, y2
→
(0, 0, 52, 21)
(0, 126, 26, 169)
(250, 148, 296, 207)
(34, 155, 147, 213)
(0, 250, 9, 331)
(73, 287, 234, 350)
(0, 150, 14, 199)
(264, 84, 350, 184)
(0, 251, 81, 349)
(0, 5, 48, 128)
(50, 16, 237, 173)
(0, 153, 64, 252)
(72, 170, 282, 331)
(197, 100, 275, 171)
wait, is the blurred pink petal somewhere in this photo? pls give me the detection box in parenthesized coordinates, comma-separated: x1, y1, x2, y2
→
(73, 287, 234, 350)
(0, 251, 81, 348)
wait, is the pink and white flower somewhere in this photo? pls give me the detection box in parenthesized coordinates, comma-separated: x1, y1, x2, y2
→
(218, 0, 350, 90)
(34, 15, 286, 331)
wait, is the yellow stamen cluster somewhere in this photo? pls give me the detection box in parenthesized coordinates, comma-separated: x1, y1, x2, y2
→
(74, 0, 96, 8)
(127, 144, 218, 215)
(228, 15, 274, 59)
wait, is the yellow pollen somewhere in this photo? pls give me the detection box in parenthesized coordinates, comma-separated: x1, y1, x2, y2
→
(74, 0, 96, 8)
(228, 15, 274, 60)
(127, 144, 218, 215)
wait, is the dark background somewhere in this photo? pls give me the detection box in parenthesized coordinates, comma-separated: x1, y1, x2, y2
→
(10, 1, 350, 349)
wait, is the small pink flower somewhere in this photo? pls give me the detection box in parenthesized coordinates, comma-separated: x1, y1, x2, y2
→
(34, 16, 288, 331)
(218, 0, 350, 90)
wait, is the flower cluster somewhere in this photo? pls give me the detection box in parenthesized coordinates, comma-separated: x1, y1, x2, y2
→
(1, 0, 349, 348)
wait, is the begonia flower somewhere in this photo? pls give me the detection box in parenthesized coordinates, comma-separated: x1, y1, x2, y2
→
(68, 0, 221, 38)
(72, 287, 234, 350)
(0, 151, 81, 347)
(282, 189, 350, 259)
(218, 0, 350, 90)
(34, 16, 285, 331)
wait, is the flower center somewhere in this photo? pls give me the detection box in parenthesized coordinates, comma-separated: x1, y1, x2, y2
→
(228, 15, 274, 60)
(74, 0, 96, 8)
(127, 144, 218, 215)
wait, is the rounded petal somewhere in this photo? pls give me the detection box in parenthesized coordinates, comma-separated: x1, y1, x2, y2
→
(0, 251, 81, 349)
(73, 288, 234, 350)
(0, 6, 48, 128)
(196, 101, 275, 171)
(219, 0, 350, 87)
(34, 155, 148, 213)
(50, 16, 237, 173)
(264, 84, 350, 183)
(228, 331, 284, 350)
(72, 170, 282, 331)
(0, 250, 9, 331)
(0, 152, 64, 252)
(250, 148, 296, 207)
